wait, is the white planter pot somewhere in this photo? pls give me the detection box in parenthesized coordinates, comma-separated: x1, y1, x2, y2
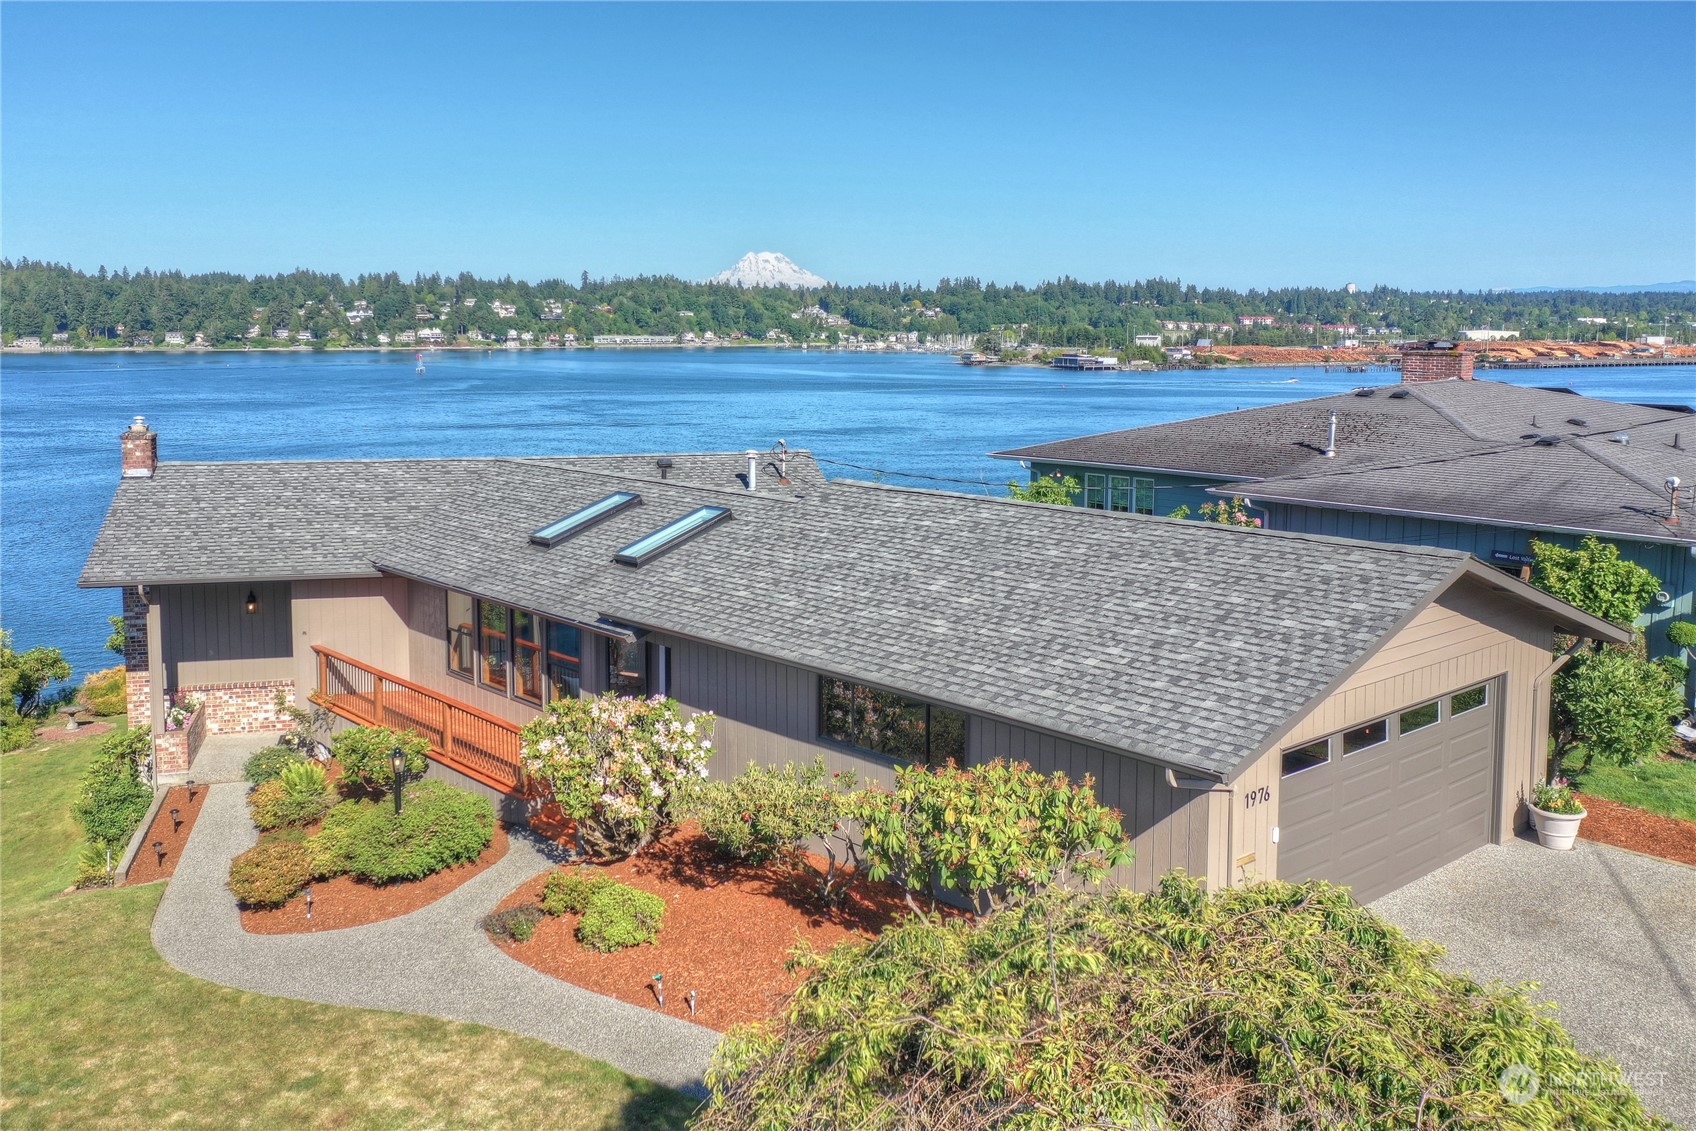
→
(1530, 804, 1587, 851)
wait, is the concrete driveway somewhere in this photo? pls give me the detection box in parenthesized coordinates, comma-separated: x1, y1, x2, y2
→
(1373, 834, 1696, 1128)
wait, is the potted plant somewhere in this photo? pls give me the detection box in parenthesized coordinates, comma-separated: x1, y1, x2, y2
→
(1529, 777, 1586, 851)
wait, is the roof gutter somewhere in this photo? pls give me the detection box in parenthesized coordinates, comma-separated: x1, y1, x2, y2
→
(1214, 487, 1696, 548)
(987, 450, 1262, 482)
(77, 567, 383, 589)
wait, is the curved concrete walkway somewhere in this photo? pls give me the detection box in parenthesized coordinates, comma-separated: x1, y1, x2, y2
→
(153, 783, 720, 1095)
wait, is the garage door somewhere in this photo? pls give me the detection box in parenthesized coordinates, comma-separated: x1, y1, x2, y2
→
(1277, 679, 1499, 903)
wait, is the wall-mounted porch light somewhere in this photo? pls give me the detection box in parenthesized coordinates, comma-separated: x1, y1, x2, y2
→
(244, 590, 259, 615)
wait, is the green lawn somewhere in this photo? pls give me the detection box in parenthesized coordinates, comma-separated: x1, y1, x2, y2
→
(1561, 750, 1696, 823)
(0, 729, 698, 1130)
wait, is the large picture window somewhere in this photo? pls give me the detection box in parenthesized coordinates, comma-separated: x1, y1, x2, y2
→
(546, 621, 580, 700)
(820, 677, 966, 767)
(607, 637, 645, 697)
(447, 590, 475, 678)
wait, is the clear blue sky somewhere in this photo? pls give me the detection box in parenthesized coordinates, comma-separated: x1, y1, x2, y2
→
(3, 2, 1692, 290)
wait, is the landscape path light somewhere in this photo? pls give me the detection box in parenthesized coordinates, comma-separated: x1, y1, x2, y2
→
(304, 886, 314, 920)
(170, 807, 181, 832)
(389, 746, 407, 815)
(152, 840, 165, 866)
(687, 989, 697, 1017)
(186, 778, 197, 803)
(652, 973, 665, 1008)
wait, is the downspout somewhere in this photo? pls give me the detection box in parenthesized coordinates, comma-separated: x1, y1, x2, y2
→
(1532, 634, 1593, 784)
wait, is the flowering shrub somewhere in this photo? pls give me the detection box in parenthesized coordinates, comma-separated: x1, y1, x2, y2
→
(1532, 777, 1585, 816)
(521, 693, 714, 859)
(330, 725, 429, 794)
(846, 759, 1132, 916)
(1197, 496, 1262, 527)
(163, 691, 201, 731)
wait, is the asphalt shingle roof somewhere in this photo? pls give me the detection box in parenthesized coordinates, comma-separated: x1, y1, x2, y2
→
(993, 380, 1696, 543)
(84, 449, 1590, 778)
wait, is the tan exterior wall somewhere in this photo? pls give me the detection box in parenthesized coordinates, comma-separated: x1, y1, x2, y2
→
(400, 580, 547, 727)
(1231, 575, 1556, 882)
(291, 577, 411, 698)
(159, 581, 293, 687)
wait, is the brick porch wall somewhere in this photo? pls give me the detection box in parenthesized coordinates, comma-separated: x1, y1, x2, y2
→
(183, 680, 296, 735)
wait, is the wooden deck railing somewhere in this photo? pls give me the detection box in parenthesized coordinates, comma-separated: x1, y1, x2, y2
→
(312, 646, 525, 793)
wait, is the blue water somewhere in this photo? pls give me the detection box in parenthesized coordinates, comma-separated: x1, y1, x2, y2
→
(4, 348, 1694, 678)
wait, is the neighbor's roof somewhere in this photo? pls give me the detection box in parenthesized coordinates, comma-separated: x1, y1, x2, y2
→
(991, 380, 1696, 544)
(80, 449, 1623, 779)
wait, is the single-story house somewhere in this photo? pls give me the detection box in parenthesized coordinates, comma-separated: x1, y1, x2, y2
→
(84, 419, 1626, 903)
(992, 376, 1696, 664)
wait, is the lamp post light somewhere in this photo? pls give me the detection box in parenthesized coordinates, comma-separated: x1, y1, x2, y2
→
(389, 746, 407, 815)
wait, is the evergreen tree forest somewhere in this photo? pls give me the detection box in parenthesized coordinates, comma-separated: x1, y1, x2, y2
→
(2, 258, 1691, 349)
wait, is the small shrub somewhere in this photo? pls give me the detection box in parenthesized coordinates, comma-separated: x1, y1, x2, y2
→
(1667, 619, 1696, 652)
(576, 880, 665, 952)
(80, 666, 126, 717)
(482, 905, 543, 943)
(539, 868, 612, 916)
(332, 780, 494, 883)
(330, 725, 430, 794)
(243, 744, 307, 785)
(72, 727, 153, 852)
(687, 757, 854, 866)
(228, 839, 313, 907)
(74, 843, 119, 889)
(278, 759, 329, 797)
(245, 780, 334, 830)
(307, 800, 368, 877)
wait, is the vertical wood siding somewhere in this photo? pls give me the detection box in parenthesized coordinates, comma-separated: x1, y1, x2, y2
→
(1236, 575, 1559, 883)
(973, 718, 1215, 890)
(160, 582, 293, 686)
(398, 580, 545, 727)
(290, 577, 411, 702)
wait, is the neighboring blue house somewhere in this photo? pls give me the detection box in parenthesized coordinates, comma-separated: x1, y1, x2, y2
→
(993, 376, 1696, 665)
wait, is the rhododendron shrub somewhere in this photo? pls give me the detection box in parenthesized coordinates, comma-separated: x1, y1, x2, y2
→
(521, 693, 714, 859)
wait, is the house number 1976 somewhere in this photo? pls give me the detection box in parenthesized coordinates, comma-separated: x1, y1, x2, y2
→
(1244, 786, 1270, 809)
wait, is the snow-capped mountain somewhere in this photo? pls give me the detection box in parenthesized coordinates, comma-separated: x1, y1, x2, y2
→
(708, 252, 829, 289)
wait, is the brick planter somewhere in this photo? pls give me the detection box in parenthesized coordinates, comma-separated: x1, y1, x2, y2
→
(154, 702, 206, 776)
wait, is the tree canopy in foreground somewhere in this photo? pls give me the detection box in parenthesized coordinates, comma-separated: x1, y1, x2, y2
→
(697, 876, 1670, 1130)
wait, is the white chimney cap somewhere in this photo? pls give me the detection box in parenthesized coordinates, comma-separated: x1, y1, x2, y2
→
(130, 415, 148, 432)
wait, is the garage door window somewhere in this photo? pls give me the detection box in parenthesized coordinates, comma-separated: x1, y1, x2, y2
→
(1281, 738, 1330, 777)
(1399, 700, 1440, 734)
(1342, 719, 1389, 755)
(1450, 685, 1488, 715)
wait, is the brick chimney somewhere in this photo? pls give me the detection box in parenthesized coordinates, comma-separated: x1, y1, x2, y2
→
(1399, 340, 1474, 383)
(120, 416, 157, 478)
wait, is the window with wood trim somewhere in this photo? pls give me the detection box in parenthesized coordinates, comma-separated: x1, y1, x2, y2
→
(819, 677, 966, 768)
(512, 610, 543, 703)
(447, 591, 475, 679)
(546, 621, 581, 700)
(478, 601, 509, 692)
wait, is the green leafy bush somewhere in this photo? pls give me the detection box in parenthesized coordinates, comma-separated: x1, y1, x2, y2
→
(312, 781, 494, 883)
(243, 744, 308, 785)
(248, 764, 335, 831)
(72, 727, 153, 851)
(329, 725, 430, 794)
(846, 758, 1132, 915)
(1554, 646, 1685, 771)
(1531, 535, 1660, 626)
(698, 878, 1670, 1131)
(687, 758, 854, 866)
(1667, 619, 1696, 652)
(227, 840, 313, 908)
(80, 666, 126, 717)
(482, 905, 543, 943)
(576, 880, 666, 952)
(539, 868, 612, 916)
(520, 693, 714, 859)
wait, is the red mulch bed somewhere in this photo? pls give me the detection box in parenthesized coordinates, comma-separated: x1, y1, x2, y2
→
(124, 783, 207, 883)
(1576, 792, 1696, 868)
(241, 823, 509, 934)
(490, 822, 940, 1031)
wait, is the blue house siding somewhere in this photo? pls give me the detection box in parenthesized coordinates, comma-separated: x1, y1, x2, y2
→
(1030, 461, 1236, 517)
(1267, 502, 1694, 661)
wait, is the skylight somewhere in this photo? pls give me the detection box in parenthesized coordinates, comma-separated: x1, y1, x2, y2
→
(529, 492, 641, 547)
(614, 505, 731, 566)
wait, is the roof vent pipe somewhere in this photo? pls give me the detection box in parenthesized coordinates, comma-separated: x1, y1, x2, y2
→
(1324, 411, 1338, 459)
(745, 450, 758, 491)
(656, 457, 673, 480)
